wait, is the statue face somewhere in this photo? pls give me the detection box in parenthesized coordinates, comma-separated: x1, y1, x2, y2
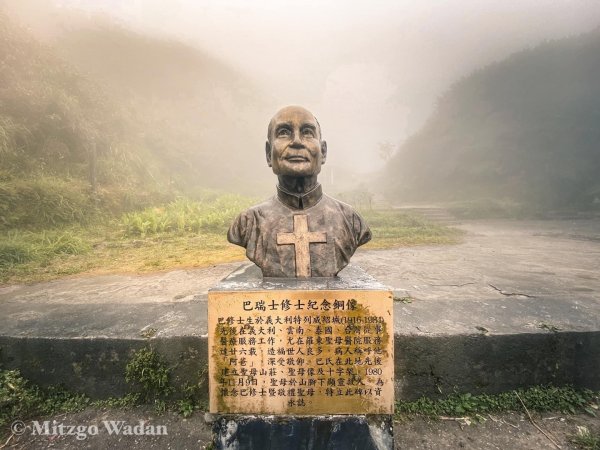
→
(266, 106, 327, 178)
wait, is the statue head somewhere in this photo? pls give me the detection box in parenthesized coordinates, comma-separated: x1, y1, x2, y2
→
(265, 106, 327, 179)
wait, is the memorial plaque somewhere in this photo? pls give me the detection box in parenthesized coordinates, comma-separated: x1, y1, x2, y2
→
(208, 288, 393, 415)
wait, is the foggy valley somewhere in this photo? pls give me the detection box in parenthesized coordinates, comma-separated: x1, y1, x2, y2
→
(3, 0, 600, 201)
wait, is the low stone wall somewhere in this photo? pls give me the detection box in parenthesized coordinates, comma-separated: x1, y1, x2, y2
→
(2, 330, 599, 400)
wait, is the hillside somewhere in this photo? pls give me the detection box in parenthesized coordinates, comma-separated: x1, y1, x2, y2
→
(0, 12, 172, 228)
(52, 22, 271, 193)
(2, 0, 274, 195)
(0, 12, 133, 179)
(0, 4, 277, 229)
(383, 30, 600, 210)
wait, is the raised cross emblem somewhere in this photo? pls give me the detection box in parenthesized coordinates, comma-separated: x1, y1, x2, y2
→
(276, 214, 327, 277)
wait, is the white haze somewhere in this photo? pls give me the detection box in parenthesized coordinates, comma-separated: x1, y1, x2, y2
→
(55, 0, 600, 174)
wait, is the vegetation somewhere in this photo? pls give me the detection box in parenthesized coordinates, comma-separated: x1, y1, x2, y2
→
(43, 8, 270, 193)
(3, 366, 598, 438)
(0, 176, 94, 229)
(0, 7, 265, 223)
(121, 195, 253, 237)
(572, 426, 600, 450)
(0, 12, 147, 183)
(0, 222, 243, 286)
(360, 209, 462, 248)
(0, 10, 174, 237)
(176, 366, 209, 418)
(0, 192, 251, 284)
(0, 348, 207, 433)
(0, 369, 90, 430)
(0, 229, 90, 268)
(384, 29, 600, 211)
(395, 386, 599, 419)
(0, 347, 208, 434)
(125, 347, 173, 412)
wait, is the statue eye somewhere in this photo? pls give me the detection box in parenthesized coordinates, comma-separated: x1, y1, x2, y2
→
(276, 128, 291, 137)
(302, 128, 315, 137)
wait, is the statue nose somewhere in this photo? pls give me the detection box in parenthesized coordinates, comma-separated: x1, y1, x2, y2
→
(290, 132, 303, 147)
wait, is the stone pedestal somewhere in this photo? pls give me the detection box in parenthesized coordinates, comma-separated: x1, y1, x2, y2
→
(208, 264, 394, 450)
(212, 415, 393, 450)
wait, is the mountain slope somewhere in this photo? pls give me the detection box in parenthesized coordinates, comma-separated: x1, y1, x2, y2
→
(52, 21, 271, 193)
(384, 30, 600, 209)
(0, 12, 174, 227)
(3, 0, 273, 195)
(0, 12, 137, 180)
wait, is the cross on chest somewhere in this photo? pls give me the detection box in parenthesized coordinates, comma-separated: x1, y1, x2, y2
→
(276, 214, 327, 277)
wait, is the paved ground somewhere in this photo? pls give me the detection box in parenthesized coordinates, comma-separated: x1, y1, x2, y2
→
(354, 219, 600, 336)
(3, 406, 599, 449)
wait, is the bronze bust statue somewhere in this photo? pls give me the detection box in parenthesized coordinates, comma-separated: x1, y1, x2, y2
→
(228, 106, 371, 278)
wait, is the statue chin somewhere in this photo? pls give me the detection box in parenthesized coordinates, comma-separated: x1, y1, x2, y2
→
(272, 165, 322, 178)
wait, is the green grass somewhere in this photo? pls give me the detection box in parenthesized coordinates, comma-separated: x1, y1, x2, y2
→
(121, 195, 254, 237)
(0, 193, 255, 284)
(125, 347, 173, 410)
(0, 351, 205, 435)
(361, 209, 463, 248)
(0, 369, 91, 430)
(395, 386, 599, 419)
(572, 426, 600, 450)
(0, 225, 246, 285)
(0, 230, 91, 268)
(0, 176, 98, 229)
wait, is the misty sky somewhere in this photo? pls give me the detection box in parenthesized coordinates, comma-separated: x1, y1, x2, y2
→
(58, 0, 600, 174)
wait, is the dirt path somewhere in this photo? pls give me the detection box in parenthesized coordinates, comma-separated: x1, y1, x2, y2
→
(3, 407, 598, 449)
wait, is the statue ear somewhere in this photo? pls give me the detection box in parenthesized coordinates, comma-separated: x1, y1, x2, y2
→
(320, 141, 327, 165)
(265, 141, 272, 167)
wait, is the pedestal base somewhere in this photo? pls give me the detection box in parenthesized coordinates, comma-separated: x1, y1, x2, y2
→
(212, 414, 393, 450)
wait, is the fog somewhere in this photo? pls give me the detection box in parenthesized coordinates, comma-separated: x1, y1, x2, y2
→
(4, 0, 600, 193)
(53, 0, 600, 175)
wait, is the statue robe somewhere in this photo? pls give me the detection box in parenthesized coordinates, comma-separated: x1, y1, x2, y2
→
(227, 184, 372, 277)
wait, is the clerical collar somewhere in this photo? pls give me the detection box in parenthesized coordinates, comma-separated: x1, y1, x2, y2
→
(276, 184, 323, 210)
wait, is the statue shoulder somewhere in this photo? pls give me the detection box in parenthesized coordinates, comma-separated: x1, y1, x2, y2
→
(323, 195, 372, 246)
(227, 197, 278, 247)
